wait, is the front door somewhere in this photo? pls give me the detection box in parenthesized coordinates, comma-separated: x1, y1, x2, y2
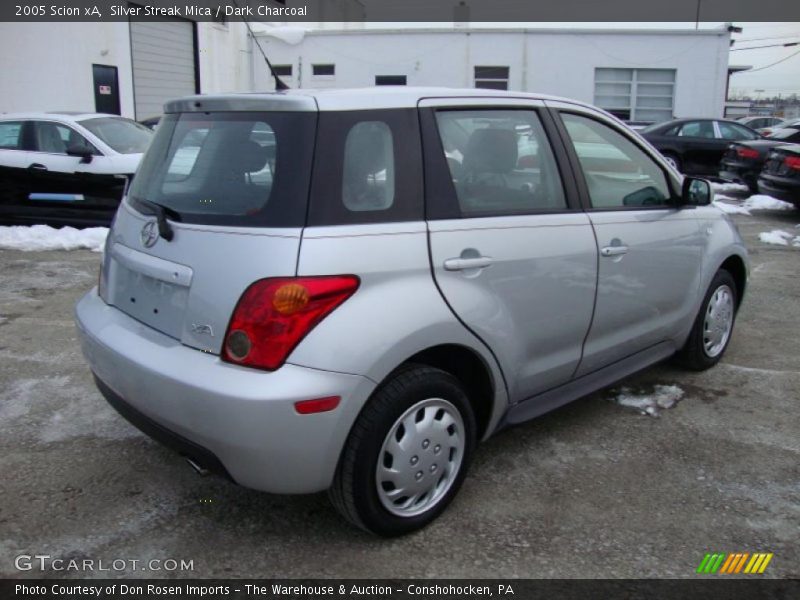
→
(554, 108, 706, 376)
(421, 100, 598, 402)
(93, 64, 121, 115)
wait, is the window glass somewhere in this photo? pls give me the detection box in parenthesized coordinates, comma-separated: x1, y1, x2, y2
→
(79, 117, 152, 154)
(678, 121, 715, 139)
(474, 66, 509, 90)
(717, 121, 759, 141)
(128, 111, 316, 227)
(32, 121, 97, 154)
(272, 65, 292, 77)
(435, 110, 566, 215)
(0, 122, 23, 149)
(562, 113, 671, 209)
(594, 68, 675, 124)
(342, 121, 395, 212)
(312, 64, 335, 76)
(375, 75, 407, 86)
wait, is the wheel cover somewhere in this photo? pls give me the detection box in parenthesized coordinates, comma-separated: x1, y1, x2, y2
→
(375, 398, 465, 518)
(703, 284, 734, 358)
(664, 155, 679, 169)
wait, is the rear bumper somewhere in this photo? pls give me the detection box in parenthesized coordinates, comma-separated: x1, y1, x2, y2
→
(719, 163, 759, 189)
(75, 289, 376, 494)
(757, 175, 800, 206)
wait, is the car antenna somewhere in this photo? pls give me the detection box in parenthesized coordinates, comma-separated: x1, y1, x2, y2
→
(232, 0, 289, 91)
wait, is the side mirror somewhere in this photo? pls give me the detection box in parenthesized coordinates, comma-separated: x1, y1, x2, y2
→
(681, 177, 713, 207)
(66, 144, 94, 164)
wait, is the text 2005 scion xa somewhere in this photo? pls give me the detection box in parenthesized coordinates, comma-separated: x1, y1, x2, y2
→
(75, 88, 748, 536)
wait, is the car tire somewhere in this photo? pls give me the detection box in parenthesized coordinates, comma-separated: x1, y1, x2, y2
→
(329, 364, 476, 537)
(676, 269, 738, 371)
(662, 152, 682, 172)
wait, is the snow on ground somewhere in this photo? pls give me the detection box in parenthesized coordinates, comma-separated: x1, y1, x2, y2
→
(758, 230, 800, 247)
(713, 193, 795, 216)
(0, 225, 108, 252)
(711, 181, 749, 195)
(610, 384, 685, 417)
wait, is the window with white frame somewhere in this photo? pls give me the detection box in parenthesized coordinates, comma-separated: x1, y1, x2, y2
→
(594, 68, 676, 123)
(474, 66, 509, 90)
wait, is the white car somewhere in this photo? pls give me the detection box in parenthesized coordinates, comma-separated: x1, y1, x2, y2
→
(0, 112, 152, 226)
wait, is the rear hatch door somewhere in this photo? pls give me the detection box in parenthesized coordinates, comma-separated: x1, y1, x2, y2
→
(101, 105, 317, 354)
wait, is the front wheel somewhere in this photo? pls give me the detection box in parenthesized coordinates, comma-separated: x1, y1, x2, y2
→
(676, 269, 738, 371)
(329, 365, 476, 536)
(662, 152, 682, 172)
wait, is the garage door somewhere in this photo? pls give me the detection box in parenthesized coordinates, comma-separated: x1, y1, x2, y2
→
(130, 20, 197, 120)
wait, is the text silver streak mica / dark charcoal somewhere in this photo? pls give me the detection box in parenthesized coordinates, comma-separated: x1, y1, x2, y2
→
(75, 88, 748, 536)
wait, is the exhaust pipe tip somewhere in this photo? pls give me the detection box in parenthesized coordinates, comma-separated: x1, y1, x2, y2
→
(185, 457, 210, 477)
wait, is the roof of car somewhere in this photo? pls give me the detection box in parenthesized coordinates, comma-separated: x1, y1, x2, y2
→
(164, 87, 596, 113)
(0, 111, 119, 122)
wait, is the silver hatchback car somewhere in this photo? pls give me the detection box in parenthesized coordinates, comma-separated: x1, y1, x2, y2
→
(75, 88, 748, 536)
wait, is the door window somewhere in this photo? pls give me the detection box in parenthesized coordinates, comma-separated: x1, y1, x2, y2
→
(0, 121, 23, 149)
(434, 109, 567, 216)
(31, 121, 97, 155)
(561, 113, 672, 209)
(678, 121, 715, 139)
(717, 121, 759, 141)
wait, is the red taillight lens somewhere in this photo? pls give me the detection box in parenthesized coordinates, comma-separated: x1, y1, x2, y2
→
(221, 276, 360, 371)
(784, 156, 800, 171)
(736, 146, 759, 160)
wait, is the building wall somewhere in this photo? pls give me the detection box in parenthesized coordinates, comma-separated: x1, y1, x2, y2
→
(0, 21, 250, 119)
(253, 28, 730, 119)
(0, 22, 136, 117)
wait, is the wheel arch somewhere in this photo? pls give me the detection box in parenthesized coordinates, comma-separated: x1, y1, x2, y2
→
(719, 254, 747, 308)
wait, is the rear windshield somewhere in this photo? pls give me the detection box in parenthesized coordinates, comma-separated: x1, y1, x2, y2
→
(80, 117, 153, 154)
(128, 111, 316, 227)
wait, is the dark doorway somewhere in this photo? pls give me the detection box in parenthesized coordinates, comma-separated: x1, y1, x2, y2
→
(92, 64, 121, 115)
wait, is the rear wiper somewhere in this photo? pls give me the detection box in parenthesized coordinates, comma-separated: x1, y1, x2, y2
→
(134, 198, 179, 242)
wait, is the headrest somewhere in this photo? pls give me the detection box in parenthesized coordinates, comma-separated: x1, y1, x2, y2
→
(464, 128, 518, 174)
(239, 140, 271, 173)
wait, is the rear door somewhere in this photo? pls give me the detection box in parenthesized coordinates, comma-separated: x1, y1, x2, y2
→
(551, 105, 705, 376)
(421, 98, 597, 402)
(676, 120, 724, 174)
(102, 108, 317, 355)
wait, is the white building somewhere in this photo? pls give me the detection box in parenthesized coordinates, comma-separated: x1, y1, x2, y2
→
(0, 22, 733, 123)
(0, 20, 250, 120)
(253, 26, 733, 122)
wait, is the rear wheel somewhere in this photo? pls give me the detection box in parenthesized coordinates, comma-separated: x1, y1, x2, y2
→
(676, 269, 738, 371)
(329, 365, 476, 536)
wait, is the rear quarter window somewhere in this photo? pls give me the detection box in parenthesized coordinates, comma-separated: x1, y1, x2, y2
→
(308, 109, 423, 226)
(0, 121, 23, 149)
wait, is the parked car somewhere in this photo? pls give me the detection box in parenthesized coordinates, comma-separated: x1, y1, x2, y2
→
(139, 116, 161, 130)
(736, 116, 785, 131)
(0, 112, 153, 226)
(719, 127, 800, 192)
(75, 89, 748, 536)
(640, 118, 761, 175)
(757, 144, 800, 207)
(762, 118, 800, 137)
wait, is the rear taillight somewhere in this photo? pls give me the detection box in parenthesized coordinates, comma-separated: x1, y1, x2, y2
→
(221, 276, 360, 371)
(784, 156, 800, 171)
(736, 146, 759, 160)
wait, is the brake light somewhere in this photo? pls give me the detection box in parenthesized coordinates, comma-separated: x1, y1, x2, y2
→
(784, 156, 800, 171)
(736, 146, 759, 160)
(221, 276, 360, 371)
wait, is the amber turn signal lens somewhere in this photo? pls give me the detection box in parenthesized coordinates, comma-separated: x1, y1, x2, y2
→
(272, 283, 310, 315)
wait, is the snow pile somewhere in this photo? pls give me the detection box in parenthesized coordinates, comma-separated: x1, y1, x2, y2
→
(713, 200, 751, 215)
(711, 181, 749, 195)
(712, 194, 795, 216)
(758, 230, 800, 247)
(744, 195, 795, 211)
(610, 384, 685, 417)
(260, 26, 307, 45)
(0, 225, 108, 252)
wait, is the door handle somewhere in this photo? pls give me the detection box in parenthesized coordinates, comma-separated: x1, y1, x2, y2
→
(28, 163, 48, 171)
(444, 256, 493, 271)
(600, 245, 629, 257)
